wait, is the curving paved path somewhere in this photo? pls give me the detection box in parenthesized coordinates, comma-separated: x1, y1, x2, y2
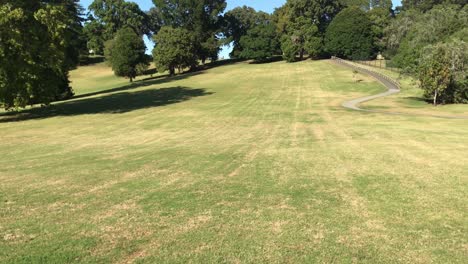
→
(330, 58, 468, 120)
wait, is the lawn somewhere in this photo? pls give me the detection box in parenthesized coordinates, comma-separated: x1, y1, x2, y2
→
(1, 60, 467, 263)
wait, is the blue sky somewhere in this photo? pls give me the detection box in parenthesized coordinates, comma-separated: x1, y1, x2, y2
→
(80, 0, 402, 58)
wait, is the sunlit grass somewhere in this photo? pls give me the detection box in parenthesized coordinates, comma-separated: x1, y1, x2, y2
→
(1, 60, 467, 263)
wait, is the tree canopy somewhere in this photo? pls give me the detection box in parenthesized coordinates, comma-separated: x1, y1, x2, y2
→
(0, 0, 83, 109)
(151, 0, 226, 63)
(105, 27, 148, 82)
(86, 0, 151, 54)
(224, 6, 271, 58)
(239, 24, 280, 62)
(275, 0, 345, 61)
(325, 7, 374, 60)
(152, 27, 198, 75)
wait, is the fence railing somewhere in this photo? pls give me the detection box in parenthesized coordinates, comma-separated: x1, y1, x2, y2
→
(331, 57, 401, 90)
(352, 59, 401, 73)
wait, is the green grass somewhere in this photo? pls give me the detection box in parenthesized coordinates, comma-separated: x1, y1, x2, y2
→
(1, 60, 467, 263)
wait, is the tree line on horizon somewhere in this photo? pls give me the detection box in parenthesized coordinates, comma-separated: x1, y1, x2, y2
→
(0, 0, 466, 109)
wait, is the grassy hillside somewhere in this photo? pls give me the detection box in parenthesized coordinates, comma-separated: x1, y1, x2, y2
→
(1, 60, 467, 263)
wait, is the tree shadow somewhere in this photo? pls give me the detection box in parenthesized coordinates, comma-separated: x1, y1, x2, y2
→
(73, 71, 204, 100)
(404, 96, 427, 102)
(248, 56, 284, 64)
(0, 86, 212, 123)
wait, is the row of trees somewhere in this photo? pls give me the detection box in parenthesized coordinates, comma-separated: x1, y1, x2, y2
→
(99, 0, 467, 107)
(104, 0, 394, 80)
(1, 0, 466, 109)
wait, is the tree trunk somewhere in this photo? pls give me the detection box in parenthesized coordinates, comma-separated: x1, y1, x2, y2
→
(433, 90, 438, 106)
(169, 67, 175, 76)
(299, 48, 304, 60)
(130, 77, 133, 83)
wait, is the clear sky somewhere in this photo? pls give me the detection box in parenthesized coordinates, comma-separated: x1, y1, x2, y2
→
(79, 0, 403, 58)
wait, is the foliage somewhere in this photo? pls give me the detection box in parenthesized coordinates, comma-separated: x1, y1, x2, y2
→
(83, 17, 105, 55)
(0, 0, 83, 109)
(239, 24, 280, 62)
(418, 41, 468, 105)
(389, 5, 467, 73)
(87, 0, 151, 53)
(367, 6, 393, 53)
(152, 27, 198, 75)
(281, 36, 300, 62)
(325, 7, 374, 60)
(401, 0, 466, 12)
(152, 0, 226, 63)
(276, 0, 345, 61)
(224, 6, 271, 58)
(105, 27, 148, 82)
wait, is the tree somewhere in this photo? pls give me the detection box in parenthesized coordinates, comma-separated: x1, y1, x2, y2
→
(325, 7, 375, 60)
(105, 27, 147, 82)
(152, 0, 226, 63)
(418, 45, 453, 105)
(277, 0, 345, 61)
(224, 6, 271, 58)
(390, 5, 467, 72)
(402, 0, 466, 12)
(0, 0, 83, 109)
(239, 24, 280, 62)
(87, 0, 151, 53)
(83, 16, 105, 55)
(152, 27, 198, 76)
(419, 41, 468, 105)
(367, 3, 393, 53)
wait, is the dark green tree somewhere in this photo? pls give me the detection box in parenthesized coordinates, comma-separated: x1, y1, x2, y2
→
(325, 7, 375, 60)
(0, 0, 83, 109)
(152, 0, 226, 63)
(277, 0, 345, 61)
(87, 0, 151, 52)
(224, 6, 271, 58)
(105, 27, 148, 82)
(83, 16, 105, 55)
(368, 4, 393, 54)
(239, 24, 280, 62)
(152, 27, 198, 76)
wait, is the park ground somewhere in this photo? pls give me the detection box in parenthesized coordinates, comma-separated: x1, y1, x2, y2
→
(0, 60, 467, 263)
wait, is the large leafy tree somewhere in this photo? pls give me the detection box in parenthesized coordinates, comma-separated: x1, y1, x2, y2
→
(83, 16, 105, 55)
(152, 27, 198, 76)
(0, 0, 83, 109)
(105, 27, 148, 82)
(325, 7, 375, 60)
(239, 24, 280, 62)
(277, 0, 345, 61)
(224, 6, 271, 58)
(152, 0, 226, 63)
(87, 0, 151, 52)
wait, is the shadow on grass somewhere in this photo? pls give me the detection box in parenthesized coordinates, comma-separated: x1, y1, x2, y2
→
(74, 71, 204, 100)
(0, 86, 212, 123)
(404, 96, 427, 102)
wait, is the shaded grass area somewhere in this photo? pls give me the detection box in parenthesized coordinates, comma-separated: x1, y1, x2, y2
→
(0, 86, 211, 123)
(1, 60, 467, 263)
